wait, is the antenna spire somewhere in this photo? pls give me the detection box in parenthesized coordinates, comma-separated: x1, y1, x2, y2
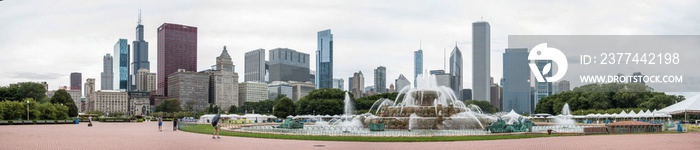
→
(419, 40, 422, 50)
(443, 47, 446, 70)
(138, 9, 142, 25)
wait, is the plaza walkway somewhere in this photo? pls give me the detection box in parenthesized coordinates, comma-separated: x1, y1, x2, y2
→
(1, 122, 698, 150)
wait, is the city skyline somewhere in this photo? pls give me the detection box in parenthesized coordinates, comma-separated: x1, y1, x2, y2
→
(1, 0, 699, 92)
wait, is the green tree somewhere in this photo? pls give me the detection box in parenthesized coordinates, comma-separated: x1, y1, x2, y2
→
(0, 82, 47, 101)
(155, 99, 182, 113)
(273, 97, 296, 118)
(354, 92, 397, 113)
(50, 89, 78, 117)
(2, 101, 26, 120)
(463, 100, 499, 114)
(295, 89, 346, 115)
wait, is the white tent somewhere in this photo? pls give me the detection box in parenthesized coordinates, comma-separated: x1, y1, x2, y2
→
(658, 94, 700, 115)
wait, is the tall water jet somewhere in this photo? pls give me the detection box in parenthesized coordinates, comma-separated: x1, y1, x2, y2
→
(553, 103, 576, 125)
(344, 92, 354, 115)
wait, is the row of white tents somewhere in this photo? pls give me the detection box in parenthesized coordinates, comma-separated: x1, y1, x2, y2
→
(197, 114, 277, 124)
(579, 109, 672, 119)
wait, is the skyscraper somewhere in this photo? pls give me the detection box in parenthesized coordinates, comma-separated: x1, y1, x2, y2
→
(316, 29, 333, 89)
(472, 21, 490, 101)
(503, 48, 531, 113)
(168, 70, 209, 111)
(351, 71, 364, 99)
(535, 60, 552, 107)
(245, 49, 266, 82)
(332, 78, 344, 90)
(268, 48, 310, 82)
(211, 46, 240, 109)
(394, 74, 410, 92)
(132, 11, 150, 89)
(101, 54, 113, 90)
(374, 66, 386, 93)
(135, 69, 156, 92)
(157, 23, 197, 96)
(449, 45, 463, 99)
(70, 72, 82, 91)
(114, 39, 130, 90)
(414, 49, 423, 87)
(556, 80, 570, 94)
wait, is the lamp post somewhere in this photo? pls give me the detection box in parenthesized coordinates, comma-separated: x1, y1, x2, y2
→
(26, 101, 29, 120)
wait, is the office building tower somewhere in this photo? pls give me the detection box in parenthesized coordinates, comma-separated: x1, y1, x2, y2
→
(239, 82, 268, 104)
(450, 45, 463, 100)
(289, 81, 315, 102)
(348, 77, 353, 92)
(414, 49, 423, 87)
(472, 21, 490, 101)
(101, 54, 113, 90)
(535, 60, 552, 109)
(351, 71, 364, 99)
(245, 49, 266, 82)
(430, 70, 451, 88)
(394, 74, 410, 92)
(556, 80, 570, 94)
(168, 70, 209, 111)
(268, 48, 310, 82)
(157, 23, 197, 96)
(135, 69, 156, 92)
(316, 29, 333, 89)
(210, 46, 240, 110)
(332, 78, 344, 90)
(114, 39, 130, 90)
(132, 11, 150, 89)
(70, 72, 82, 91)
(268, 81, 293, 100)
(462, 89, 472, 100)
(374, 66, 387, 93)
(502, 48, 531, 113)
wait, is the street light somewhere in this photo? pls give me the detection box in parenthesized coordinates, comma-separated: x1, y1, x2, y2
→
(26, 101, 29, 120)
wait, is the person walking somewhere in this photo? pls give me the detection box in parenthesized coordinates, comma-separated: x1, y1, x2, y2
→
(173, 117, 178, 131)
(212, 111, 221, 139)
(158, 115, 163, 132)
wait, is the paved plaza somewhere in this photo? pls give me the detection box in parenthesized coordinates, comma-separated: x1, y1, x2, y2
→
(1, 122, 698, 150)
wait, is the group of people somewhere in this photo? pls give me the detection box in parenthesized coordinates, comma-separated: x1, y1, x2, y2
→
(155, 110, 221, 140)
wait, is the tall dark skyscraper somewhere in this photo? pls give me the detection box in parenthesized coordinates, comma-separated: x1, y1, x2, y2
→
(157, 23, 197, 96)
(132, 11, 150, 89)
(316, 29, 333, 89)
(374, 66, 386, 93)
(449, 45, 463, 100)
(101, 54, 113, 90)
(268, 48, 310, 82)
(70, 72, 82, 90)
(503, 48, 531, 113)
(414, 49, 423, 87)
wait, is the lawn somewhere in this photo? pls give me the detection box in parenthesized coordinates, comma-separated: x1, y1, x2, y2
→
(179, 124, 557, 142)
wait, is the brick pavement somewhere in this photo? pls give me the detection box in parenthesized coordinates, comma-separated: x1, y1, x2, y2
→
(1, 122, 698, 150)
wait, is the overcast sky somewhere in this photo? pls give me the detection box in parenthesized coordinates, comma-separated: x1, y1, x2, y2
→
(1, 0, 699, 93)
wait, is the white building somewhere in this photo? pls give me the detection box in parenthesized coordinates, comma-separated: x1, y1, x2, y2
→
(239, 82, 268, 104)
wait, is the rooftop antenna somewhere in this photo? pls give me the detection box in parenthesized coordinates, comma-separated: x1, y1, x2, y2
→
(443, 47, 446, 71)
(138, 9, 142, 25)
(419, 40, 422, 50)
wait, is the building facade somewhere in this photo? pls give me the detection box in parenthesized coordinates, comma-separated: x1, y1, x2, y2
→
(135, 69, 156, 92)
(430, 70, 451, 88)
(114, 39, 130, 90)
(472, 21, 491, 101)
(268, 81, 293, 100)
(316, 29, 333, 89)
(101, 54, 113, 90)
(92, 90, 128, 114)
(374, 66, 387, 93)
(450, 45, 463, 100)
(535, 60, 552, 110)
(128, 91, 150, 116)
(70, 72, 82, 91)
(351, 71, 364, 99)
(502, 48, 531, 113)
(290, 81, 315, 102)
(414, 49, 423, 87)
(268, 48, 310, 82)
(167, 70, 209, 111)
(210, 47, 240, 110)
(157, 23, 198, 96)
(239, 82, 268, 104)
(332, 78, 344, 90)
(245, 49, 266, 82)
(394, 74, 410, 92)
(555, 80, 571, 94)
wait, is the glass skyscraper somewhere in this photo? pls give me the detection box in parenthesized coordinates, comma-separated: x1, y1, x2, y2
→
(316, 29, 333, 89)
(374, 66, 386, 93)
(449, 45, 463, 100)
(503, 48, 531, 114)
(535, 60, 552, 110)
(114, 39, 130, 90)
(414, 49, 423, 87)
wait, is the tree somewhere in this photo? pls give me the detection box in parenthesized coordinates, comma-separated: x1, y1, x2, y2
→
(295, 89, 346, 115)
(273, 97, 296, 118)
(463, 100, 499, 114)
(354, 92, 397, 113)
(50, 89, 78, 117)
(184, 101, 196, 111)
(155, 99, 182, 113)
(0, 82, 47, 101)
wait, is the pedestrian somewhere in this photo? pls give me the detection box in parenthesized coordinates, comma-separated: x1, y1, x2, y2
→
(173, 117, 178, 131)
(158, 115, 163, 132)
(88, 115, 93, 127)
(212, 111, 221, 139)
